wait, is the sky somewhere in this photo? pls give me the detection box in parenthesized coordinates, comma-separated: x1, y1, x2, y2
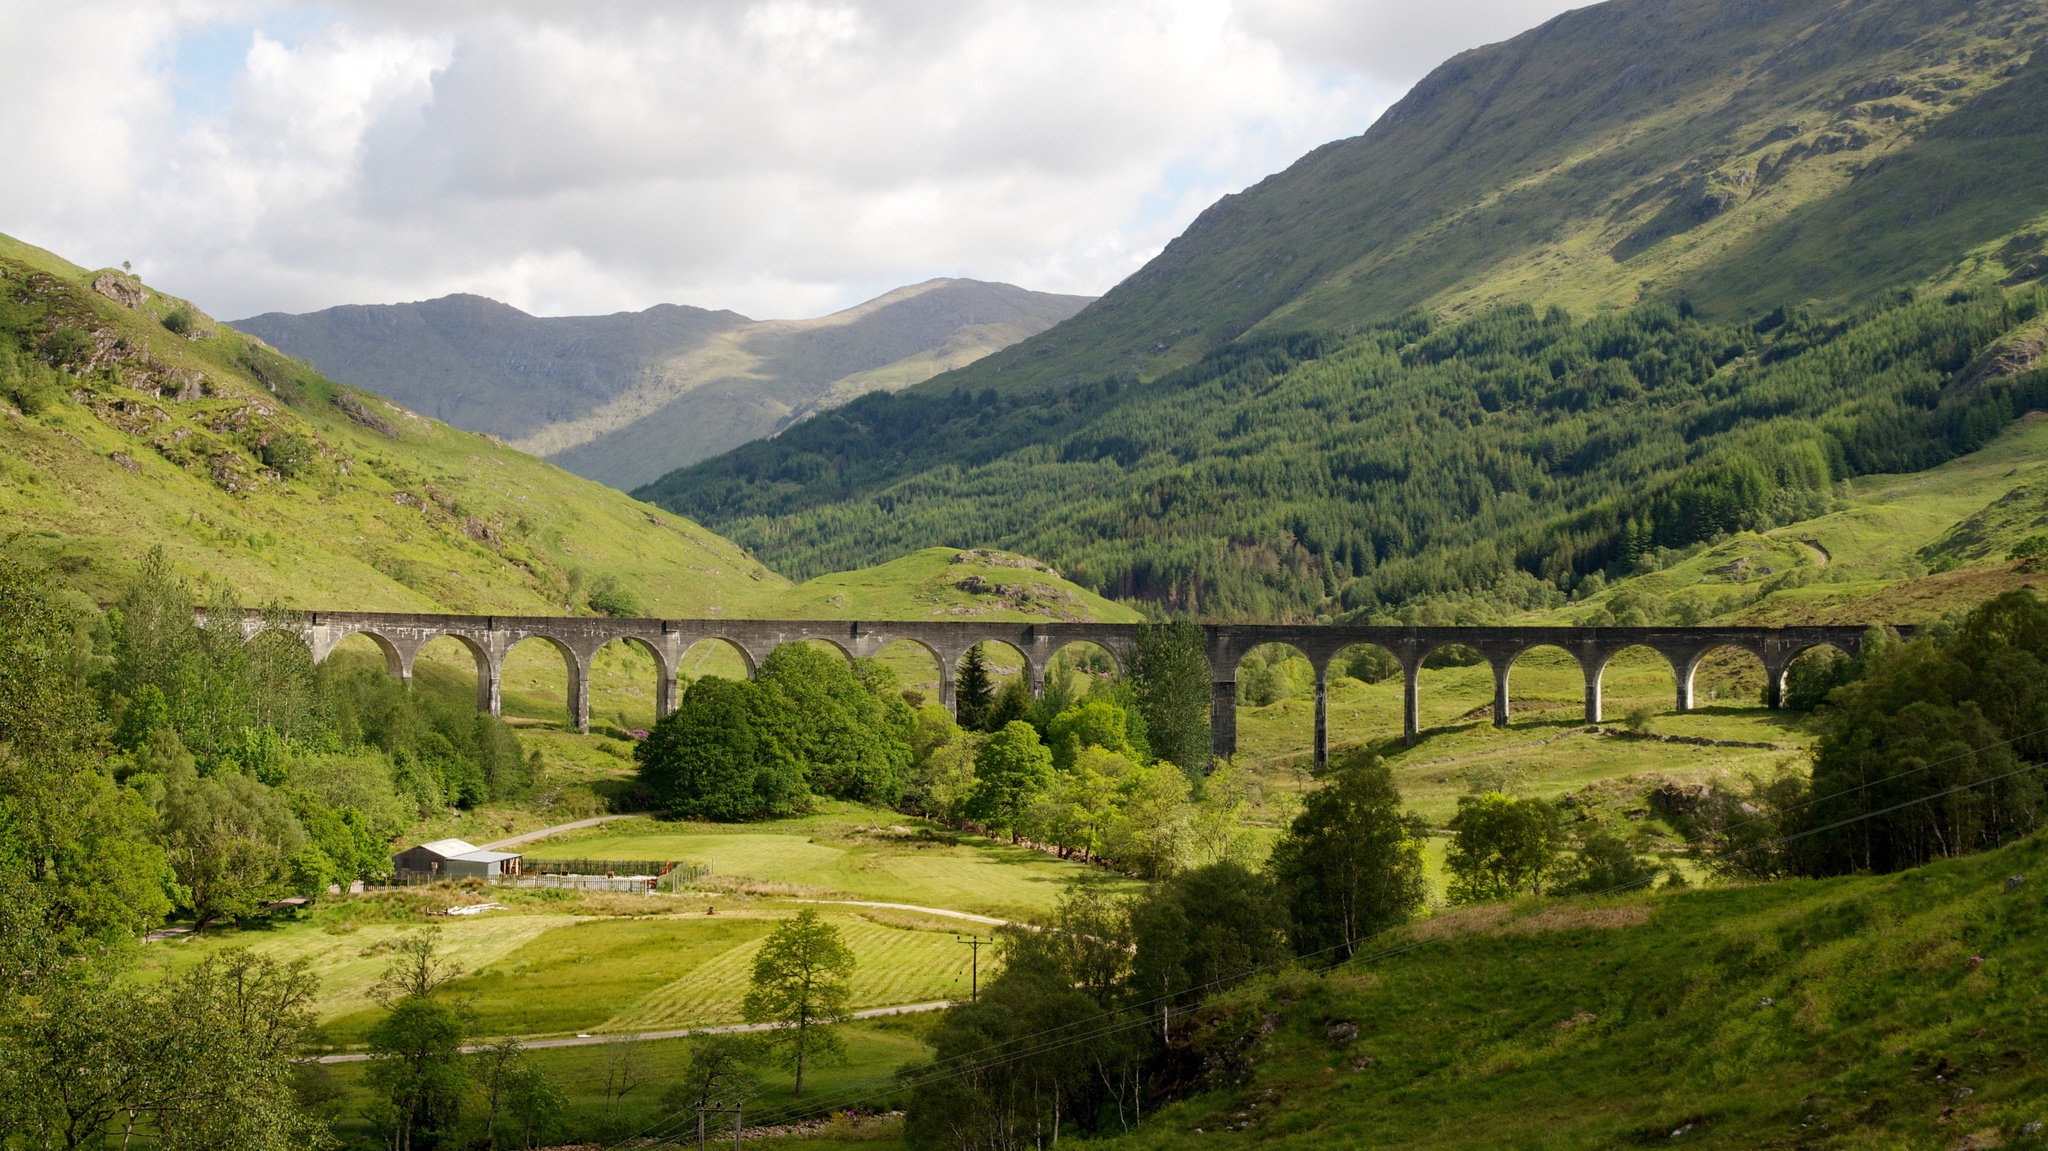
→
(0, 1, 1579, 321)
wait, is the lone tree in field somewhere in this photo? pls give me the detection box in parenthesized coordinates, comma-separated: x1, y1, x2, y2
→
(742, 909, 856, 1096)
(1445, 792, 1566, 902)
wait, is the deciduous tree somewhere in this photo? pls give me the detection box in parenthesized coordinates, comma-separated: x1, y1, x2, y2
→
(741, 910, 855, 1097)
(964, 722, 1054, 842)
(1445, 792, 1567, 902)
(1268, 756, 1427, 961)
(1130, 620, 1211, 776)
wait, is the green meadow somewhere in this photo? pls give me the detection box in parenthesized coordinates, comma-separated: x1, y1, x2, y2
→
(1100, 828, 2048, 1150)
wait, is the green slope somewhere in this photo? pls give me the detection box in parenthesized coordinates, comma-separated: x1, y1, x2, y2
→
(648, 286, 2048, 619)
(0, 233, 1121, 626)
(0, 233, 782, 614)
(1105, 831, 2048, 1149)
(838, 0, 2048, 397)
(744, 547, 1142, 623)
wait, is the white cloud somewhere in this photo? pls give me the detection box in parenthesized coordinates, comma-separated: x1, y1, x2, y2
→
(0, 0, 1576, 320)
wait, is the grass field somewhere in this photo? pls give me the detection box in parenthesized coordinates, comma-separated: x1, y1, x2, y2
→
(1098, 829, 2048, 1151)
(306, 1017, 931, 1148)
(145, 894, 988, 1044)
(142, 800, 1112, 1044)
(549, 803, 1133, 920)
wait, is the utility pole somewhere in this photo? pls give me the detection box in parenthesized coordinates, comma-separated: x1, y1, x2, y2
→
(956, 935, 989, 1001)
(695, 1102, 743, 1151)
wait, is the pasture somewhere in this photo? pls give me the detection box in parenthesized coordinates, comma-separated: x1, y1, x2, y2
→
(144, 895, 988, 1049)
(547, 802, 1128, 920)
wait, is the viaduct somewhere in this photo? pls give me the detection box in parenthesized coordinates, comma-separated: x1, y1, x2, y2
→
(268, 612, 1889, 769)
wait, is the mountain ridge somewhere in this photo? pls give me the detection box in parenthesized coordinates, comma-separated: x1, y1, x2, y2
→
(641, 0, 2048, 619)
(232, 277, 1092, 490)
(822, 0, 2046, 401)
(0, 230, 1123, 628)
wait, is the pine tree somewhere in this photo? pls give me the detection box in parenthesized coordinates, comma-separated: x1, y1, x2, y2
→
(956, 643, 995, 730)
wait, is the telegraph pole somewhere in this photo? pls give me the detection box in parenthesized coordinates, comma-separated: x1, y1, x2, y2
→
(956, 934, 989, 1001)
(695, 1102, 743, 1151)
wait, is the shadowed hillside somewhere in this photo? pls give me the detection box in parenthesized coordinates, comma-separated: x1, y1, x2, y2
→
(233, 278, 1091, 490)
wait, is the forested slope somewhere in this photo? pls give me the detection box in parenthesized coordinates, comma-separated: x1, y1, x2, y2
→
(648, 288, 2048, 618)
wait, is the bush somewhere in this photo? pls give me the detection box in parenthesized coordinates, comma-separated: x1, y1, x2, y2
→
(161, 306, 196, 336)
(1554, 827, 1660, 896)
(585, 575, 642, 618)
(38, 326, 93, 371)
(257, 431, 317, 478)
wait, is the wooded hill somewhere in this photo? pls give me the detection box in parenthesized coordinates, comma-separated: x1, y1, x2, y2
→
(648, 289, 2048, 620)
(642, 0, 2048, 620)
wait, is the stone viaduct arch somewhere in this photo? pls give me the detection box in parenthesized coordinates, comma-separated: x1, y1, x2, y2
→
(256, 611, 1894, 754)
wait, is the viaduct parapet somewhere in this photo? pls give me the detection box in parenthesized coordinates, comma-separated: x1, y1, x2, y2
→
(262, 612, 1891, 768)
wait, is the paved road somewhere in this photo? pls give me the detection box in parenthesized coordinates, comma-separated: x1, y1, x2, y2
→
(312, 1000, 955, 1063)
(479, 813, 641, 851)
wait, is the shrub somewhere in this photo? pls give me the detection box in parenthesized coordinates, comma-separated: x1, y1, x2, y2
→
(38, 325, 93, 370)
(257, 431, 317, 478)
(585, 575, 642, 618)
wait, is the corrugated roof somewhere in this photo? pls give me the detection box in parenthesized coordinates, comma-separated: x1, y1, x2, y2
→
(413, 838, 480, 858)
(452, 850, 521, 863)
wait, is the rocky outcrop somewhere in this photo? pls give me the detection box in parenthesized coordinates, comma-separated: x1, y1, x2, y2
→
(91, 271, 147, 309)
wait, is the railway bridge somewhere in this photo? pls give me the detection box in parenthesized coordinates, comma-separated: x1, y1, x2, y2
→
(257, 612, 1892, 768)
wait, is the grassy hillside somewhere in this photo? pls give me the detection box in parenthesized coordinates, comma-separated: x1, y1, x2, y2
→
(1100, 830, 2048, 1149)
(0, 232, 781, 615)
(727, 0, 2047, 402)
(233, 279, 1091, 491)
(745, 547, 1143, 623)
(0, 233, 1126, 636)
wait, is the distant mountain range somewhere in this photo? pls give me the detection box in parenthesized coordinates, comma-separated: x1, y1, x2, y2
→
(230, 279, 1091, 489)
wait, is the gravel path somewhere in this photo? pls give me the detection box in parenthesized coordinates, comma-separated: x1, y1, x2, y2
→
(479, 813, 641, 851)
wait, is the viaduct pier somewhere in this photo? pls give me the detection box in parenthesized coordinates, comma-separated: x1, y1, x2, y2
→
(266, 612, 1891, 769)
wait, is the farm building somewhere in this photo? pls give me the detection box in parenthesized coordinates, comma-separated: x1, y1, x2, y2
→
(392, 838, 522, 882)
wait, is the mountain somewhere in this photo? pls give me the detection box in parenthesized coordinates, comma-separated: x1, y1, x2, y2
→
(230, 279, 1092, 490)
(0, 232, 1120, 625)
(640, 0, 2048, 620)
(844, 0, 2048, 395)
